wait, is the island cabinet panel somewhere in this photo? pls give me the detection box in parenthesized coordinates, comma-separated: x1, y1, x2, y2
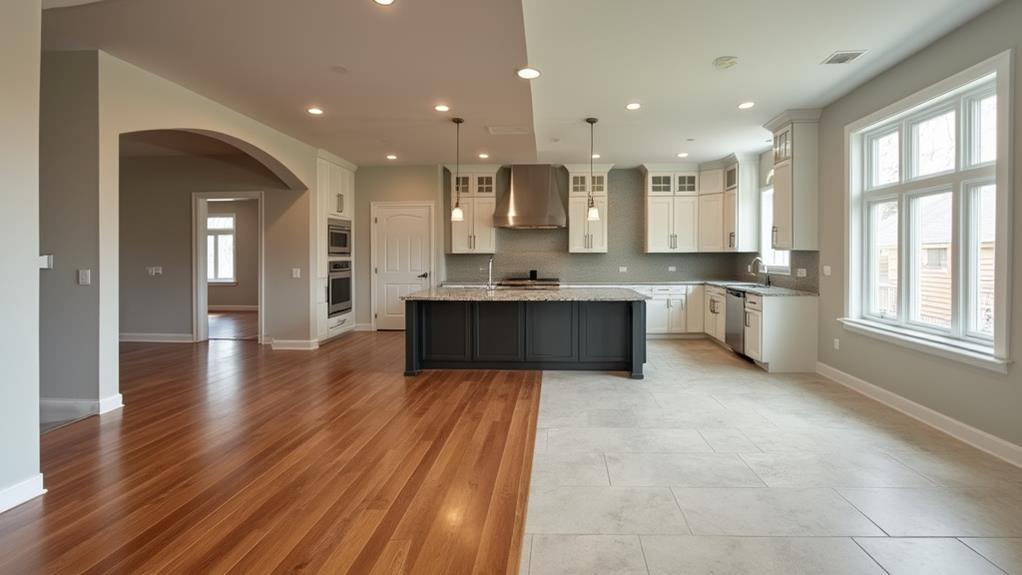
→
(525, 302, 578, 362)
(421, 302, 471, 361)
(473, 302, 525, 362)
(579, 302, 631, 362)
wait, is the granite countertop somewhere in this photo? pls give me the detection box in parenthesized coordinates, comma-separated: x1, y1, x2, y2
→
(404, 287, 649, 302)
(441, 281, 817, 297)
(704, 281, 817, 297)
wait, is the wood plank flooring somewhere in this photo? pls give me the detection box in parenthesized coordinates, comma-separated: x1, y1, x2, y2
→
(208, 310, 259, 340)
(0, 332, 540, 574)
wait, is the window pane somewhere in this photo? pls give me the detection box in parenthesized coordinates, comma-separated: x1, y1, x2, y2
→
(207, 237, 216, 278)
(977, 94, 997, 164)
(208, 216, 235, 230)
(217, 234, 234, 281)
(913, 111, 956, 177)
(760, 189, 789, 270)
(870, 201, 899, 318)
(971, 183, 996, 336)
(872, 131, 900, 187)
(911, 192, 952, 328)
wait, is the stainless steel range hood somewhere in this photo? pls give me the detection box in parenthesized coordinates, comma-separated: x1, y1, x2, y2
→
(493, 164, 566, 229)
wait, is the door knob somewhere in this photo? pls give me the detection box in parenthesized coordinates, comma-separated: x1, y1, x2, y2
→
(417, 272, 429, 279)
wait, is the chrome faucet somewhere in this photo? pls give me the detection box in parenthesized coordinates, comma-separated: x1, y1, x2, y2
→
(748, 256, 771, 286)
(487, 256, 495, 291)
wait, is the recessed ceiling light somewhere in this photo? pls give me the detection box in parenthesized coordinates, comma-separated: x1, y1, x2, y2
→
(373, 0, 395, 5)
(738, 101, 756, 110)
(434, 104, 450, 112)
(386, 154, 397, 160)
(591, 153, 601, 159)
(478, 153, 489, 159)
(677, 152, 689, 158)
(625, 102, 641, 111)
(307, 107, 324, 116)
(516, 67, 541, 80)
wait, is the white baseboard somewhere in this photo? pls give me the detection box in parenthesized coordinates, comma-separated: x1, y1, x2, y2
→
(817, 362, 1022, 468)
(208, 305, 258, 312)
(0, 474, 45, 515)
(270, 339, 320, 351)
(120, 333, 194, 343)
(41, 393, 123, 423)
(647, 333, 707, 340)
(354, 323, 374, 332)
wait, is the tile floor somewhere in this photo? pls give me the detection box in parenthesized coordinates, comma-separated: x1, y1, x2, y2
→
(520, 339, 1022, 575)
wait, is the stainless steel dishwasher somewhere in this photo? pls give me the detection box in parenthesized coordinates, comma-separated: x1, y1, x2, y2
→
(725, 288, 745, 355)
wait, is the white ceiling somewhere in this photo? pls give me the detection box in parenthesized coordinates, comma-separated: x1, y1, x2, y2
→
(523, 0, 999, 167)
(43, 0, 999, 168)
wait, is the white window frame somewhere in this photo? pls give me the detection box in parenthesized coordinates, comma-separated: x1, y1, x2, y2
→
(843, 50, 1012, 373)
(759, 186, 790, 275)
(207, 214, 236, 284)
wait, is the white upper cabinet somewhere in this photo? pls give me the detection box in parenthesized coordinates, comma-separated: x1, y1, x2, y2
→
(319, 157, 355, 219)
(720, 154, 759, 253)
(698, 193, 724, 252)
(446, 165, 499, 254)
(565, 164, 612, 253)
(765, 110, 820, 251)
(642, 165, 699, 253)
(699, 168, 724, 195)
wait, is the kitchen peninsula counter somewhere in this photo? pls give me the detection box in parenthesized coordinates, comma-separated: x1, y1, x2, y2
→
(403, 287, 648, 379)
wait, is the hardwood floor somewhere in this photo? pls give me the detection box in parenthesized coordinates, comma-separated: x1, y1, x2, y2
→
(208, 310, 259, 340)
(0, 332, 540, 574)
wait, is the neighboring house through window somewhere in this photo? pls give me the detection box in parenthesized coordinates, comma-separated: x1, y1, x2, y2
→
(207, 215, 236, 283)
(843, 51, 1011, 370)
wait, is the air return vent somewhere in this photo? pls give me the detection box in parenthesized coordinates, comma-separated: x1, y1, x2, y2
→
(487, 126, 531, 136)
(822, 50, 867, 65)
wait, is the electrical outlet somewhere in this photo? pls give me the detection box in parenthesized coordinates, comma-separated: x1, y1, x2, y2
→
(291, 267, 302, 279)
(823, 265, 832, 277)
(747, 265, 753, 273)
(833, 338, 840, 350)
(668, 266, 677, 272)
(77, 269, 91, 286)
(797, 268, 807, 278)
(618, 266, 628, 273)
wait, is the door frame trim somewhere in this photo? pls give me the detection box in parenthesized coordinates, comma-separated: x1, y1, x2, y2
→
(191, 191, 265, 343)
(370, 201, 436, 331)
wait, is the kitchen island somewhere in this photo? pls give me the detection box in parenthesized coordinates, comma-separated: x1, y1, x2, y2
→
(404, 287, 648, 379)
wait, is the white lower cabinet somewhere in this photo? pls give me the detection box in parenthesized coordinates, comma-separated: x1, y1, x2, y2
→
(744, 308, 762, 361)
(703, 287, 726, 342)
(743, 293, 818, 372)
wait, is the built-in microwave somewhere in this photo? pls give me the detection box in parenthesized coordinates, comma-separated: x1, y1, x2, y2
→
(328, 260, 352, 317)
(328, 218, 351, 257)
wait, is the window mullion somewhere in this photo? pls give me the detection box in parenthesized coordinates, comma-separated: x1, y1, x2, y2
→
(898, 193, 910, 327)
(951, 185, 964, 339)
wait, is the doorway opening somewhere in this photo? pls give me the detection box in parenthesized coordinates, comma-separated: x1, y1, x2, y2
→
(193, 192, 265, 343)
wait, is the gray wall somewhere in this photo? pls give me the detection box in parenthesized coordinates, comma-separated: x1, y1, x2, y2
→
(119, 155, 289, 335)
(354, 165, 445, 325)
(40, 51, 101, 401)
(445, 168, 744, 283)
(817, 1, 1022, 446)
(208, 200, 259, 307)
(0, 0, 42, 493)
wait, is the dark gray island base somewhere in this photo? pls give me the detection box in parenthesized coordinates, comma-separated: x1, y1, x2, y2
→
(404, 288, 647, 379)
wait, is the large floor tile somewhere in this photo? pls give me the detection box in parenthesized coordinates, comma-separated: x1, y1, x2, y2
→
(531, 452, 610, 487)
(671, 487, 884, 536)
(887, 449, 1022, 487)
(740, 451, 934, 487)
(526, 486, 690, 535)
(698, 428, 761, 453)
(606, 453, 764, 487)
(519, 534, 533, 575)
(529, 535, 648, 575)
(641, 536, 885, 575)
(546, 427, 712, 454)
(961, 538, 1022, 574)
(855, 537, 1004, 575)
(839, 487, 1022, 536)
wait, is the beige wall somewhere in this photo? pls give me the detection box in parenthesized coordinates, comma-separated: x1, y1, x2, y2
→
(354, 165, 444, 326)
(817, 1, 1022, 446)
(0, 0, 42, 497)
(40, 51, 101, 401)
(119, 155, 286, 335)
(208, 200, 259, 308)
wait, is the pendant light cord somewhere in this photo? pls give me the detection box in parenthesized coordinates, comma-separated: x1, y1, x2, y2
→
(586, 118, 598, 208)
(453, 117, 464, 207)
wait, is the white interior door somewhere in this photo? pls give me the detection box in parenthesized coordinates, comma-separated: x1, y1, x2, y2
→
(374, 204, 432, 330)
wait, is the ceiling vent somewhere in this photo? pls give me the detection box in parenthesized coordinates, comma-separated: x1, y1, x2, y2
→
(487, 126, 532, 136)
(822, 50, 867, 65)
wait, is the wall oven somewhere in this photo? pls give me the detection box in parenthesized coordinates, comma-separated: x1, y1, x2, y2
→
(328, 260, 352, 317)
(328, 218, 351, 257)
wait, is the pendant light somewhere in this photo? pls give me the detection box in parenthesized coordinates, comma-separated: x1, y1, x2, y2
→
(585, 117, 600, 221)
(450, 117, 466, 222)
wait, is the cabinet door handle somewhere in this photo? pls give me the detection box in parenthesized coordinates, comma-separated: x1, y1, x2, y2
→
(729, 232, 735, 248)
(745, 311, 750, 328)
(772, 226, 778, 247)
(337, 193, 344, 214)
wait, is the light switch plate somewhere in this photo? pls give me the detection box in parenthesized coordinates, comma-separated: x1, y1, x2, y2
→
(618, 266, 628, 273)
(77, 269, 91, 286)
(38, 254, 54, 269)
(833, 338, 840, 350)
(823, 265, 832, 276)
(668, 266, 677, 272)
(291, 267, 302, 279)
(796, 268, 807, 278)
